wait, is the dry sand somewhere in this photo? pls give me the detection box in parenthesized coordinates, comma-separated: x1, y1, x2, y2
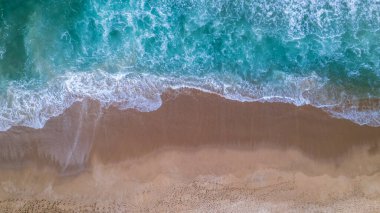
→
(0, 89, 380, 212)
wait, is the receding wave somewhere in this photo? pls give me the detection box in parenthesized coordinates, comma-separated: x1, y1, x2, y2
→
(0, 70, 379, 131)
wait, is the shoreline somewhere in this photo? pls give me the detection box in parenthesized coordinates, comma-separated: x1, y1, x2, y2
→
(0, 89, 380, 211)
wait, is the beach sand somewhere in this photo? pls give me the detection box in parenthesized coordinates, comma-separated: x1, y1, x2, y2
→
(0, 89, 380, 212)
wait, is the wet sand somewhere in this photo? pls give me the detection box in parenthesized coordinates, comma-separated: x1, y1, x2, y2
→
(0, 89, 380, 212)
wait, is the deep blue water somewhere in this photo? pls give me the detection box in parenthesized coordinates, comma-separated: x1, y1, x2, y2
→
(0, 0, 379, 130)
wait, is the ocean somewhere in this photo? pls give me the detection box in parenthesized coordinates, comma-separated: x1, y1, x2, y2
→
(0, 0, 379, 131)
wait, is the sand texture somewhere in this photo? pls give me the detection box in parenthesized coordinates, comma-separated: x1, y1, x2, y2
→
(0, 89, 380, 212)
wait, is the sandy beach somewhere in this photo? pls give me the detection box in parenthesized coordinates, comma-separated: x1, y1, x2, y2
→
(0, 89, 380, 212)
(1, 0, 379, 211)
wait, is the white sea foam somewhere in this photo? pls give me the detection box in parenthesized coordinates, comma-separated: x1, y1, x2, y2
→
(0, 70, 379, 131)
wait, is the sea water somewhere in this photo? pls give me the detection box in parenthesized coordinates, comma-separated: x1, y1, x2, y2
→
(0, 0, 379, 131)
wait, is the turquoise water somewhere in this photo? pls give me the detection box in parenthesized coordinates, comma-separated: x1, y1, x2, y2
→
(0, 0, 379, 130)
